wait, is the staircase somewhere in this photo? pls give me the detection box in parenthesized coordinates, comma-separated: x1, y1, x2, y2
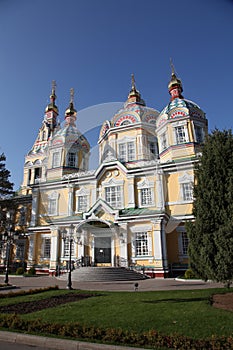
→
(58, 267, 148, 282)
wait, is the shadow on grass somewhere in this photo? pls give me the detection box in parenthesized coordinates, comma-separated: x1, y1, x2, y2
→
(142, 297, 209, 304)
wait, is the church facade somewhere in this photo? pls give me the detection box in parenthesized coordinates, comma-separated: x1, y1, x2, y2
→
(3, 68, 208, 278)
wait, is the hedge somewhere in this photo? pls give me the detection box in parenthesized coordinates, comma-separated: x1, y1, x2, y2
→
(0, 314, 232, 350)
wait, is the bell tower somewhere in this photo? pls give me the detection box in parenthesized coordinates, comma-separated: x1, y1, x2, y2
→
(20, 81, 60, 195)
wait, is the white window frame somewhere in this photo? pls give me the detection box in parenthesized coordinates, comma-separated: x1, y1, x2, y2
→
(172, 121, 189, 145)
(135, 232, 149, 256)
(75, 187, 90, 213)
(118, 137, 136, 162)
(178, 173, 194, 203)
(67, 152, 76, 168)
(48, 191, 59, 216)
(41, 235, 51, 259)
(182, 183, 193, 201)
(175, 125, 187, 144)
(102, 178, 124, 209)
(137, 178, 155, 207)
(62, 239, 74, 258)
(177, 229, 189, 257)
(52, 151, 61, 168)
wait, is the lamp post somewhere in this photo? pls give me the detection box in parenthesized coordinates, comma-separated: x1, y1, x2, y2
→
(1, 211, 16, 285)
(62, 224, 75, 290)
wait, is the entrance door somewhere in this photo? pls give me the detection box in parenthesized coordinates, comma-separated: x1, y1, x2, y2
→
(94, 237, 111, 264)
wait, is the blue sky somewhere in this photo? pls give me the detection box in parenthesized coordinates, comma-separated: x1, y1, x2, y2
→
(0, 0, 232, 190)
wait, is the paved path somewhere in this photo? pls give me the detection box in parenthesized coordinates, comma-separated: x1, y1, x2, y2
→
(0, 274, 225, 350)
(0, 274, 225, 293)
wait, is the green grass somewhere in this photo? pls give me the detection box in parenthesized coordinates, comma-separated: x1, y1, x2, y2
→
(0, 288, 233, 340)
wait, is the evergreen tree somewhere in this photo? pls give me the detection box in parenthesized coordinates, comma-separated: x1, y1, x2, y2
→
(0, 153, 14, 199)
(186, 129, 233, 286)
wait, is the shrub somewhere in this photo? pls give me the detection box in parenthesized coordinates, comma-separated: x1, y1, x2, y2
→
(27, 267, 36, 275)
(184, 268, 196, 279)
(0, 314, 233, 349)
(16, 267, 24, 275)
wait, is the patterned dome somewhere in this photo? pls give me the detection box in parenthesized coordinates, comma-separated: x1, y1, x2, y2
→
(51, 124, 90, 152)
(99, 75, 159, 139)
(157, 97, 206, 129)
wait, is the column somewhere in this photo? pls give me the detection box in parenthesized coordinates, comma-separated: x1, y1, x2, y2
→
(91, 180, 97, 205)
(118, 223, 128, 267)
(30, 168, 35, 184)
(49, 227, 60, 271)
(152, 219, 168, 270)
(68, 185, 74, 216)
(30, 188, 39, 227)
(156, 169, 165, 210)
(127, 175, 135, 208)
(27, 233, 36, 267)
(161, 219, 168, 269)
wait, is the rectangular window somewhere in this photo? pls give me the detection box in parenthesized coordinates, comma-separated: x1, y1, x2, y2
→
(135, 232, 148, 256)
(119, 144, 126, 162)
(43, 238, 51, 259)
(77, 195, 88, 212)
(119, 142, 135, 162)
(161, 132, 167, 151)
(63, 240, 74, 258)
(15, 242, 25, 260)
(141, 188, 153, 206)
(194, 125, 203, 143)
(67, 152, 76, 167)
(182, 183, 193, 201)
(48, 198, 57, 215)
(105, 186, 122, 208)
(175, 126, 187, 144)
(0, 242, 6, 259)
(149, 142, 157, 158)
(52, 152, 60, 168)
(181, 232, 189, 255)
(127, 142, 135, 161)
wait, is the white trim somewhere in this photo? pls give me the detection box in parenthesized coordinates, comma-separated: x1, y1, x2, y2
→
(130, 225, 152, 232)
(118, 136, 136, 144)
(102, 177, 124, 187)
(178, 173, 194, 183)
(137, 178, 154, 189)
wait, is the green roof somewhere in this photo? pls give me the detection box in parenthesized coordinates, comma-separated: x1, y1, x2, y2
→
(119, 208, 160, 217)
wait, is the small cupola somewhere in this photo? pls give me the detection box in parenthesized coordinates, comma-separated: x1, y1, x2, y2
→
(168, 60, 184, 101)
(65, 88, 77, 126)
(44, 80, 59, 132)
(126, 74, 146, 106)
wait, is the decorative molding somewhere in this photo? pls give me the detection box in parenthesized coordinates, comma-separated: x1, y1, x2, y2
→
(102, 177, 124, 187)
(137, 178, 154, 189)
(178, 172, 194, 183)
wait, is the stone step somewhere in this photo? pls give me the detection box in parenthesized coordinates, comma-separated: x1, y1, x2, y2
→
(58, 267, 148, 282)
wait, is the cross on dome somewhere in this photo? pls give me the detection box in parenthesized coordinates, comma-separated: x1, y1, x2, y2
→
(168, 59, 183, 101)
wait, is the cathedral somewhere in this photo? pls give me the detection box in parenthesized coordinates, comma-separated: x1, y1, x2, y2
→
(1, 66, 208, 278)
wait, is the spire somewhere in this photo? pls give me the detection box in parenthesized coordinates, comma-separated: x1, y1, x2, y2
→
(65, 88, 77, 126)
(168, 59, 183, 101)
(45, 80, 59, 114)
(127, 74, 145, 105)
(44, 80, 59, 132)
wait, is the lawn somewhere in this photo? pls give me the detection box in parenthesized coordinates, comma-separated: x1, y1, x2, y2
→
(0, 287, 232, 340)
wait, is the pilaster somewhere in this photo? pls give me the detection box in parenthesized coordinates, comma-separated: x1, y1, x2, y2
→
(49, 227, 60, 270)
(68, 185, 74, 216)
(30, 188, 39, 226)
(127, 175, 135, 208)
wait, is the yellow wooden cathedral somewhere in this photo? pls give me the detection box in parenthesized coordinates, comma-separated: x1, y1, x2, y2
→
(2, 67, 208, 278)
